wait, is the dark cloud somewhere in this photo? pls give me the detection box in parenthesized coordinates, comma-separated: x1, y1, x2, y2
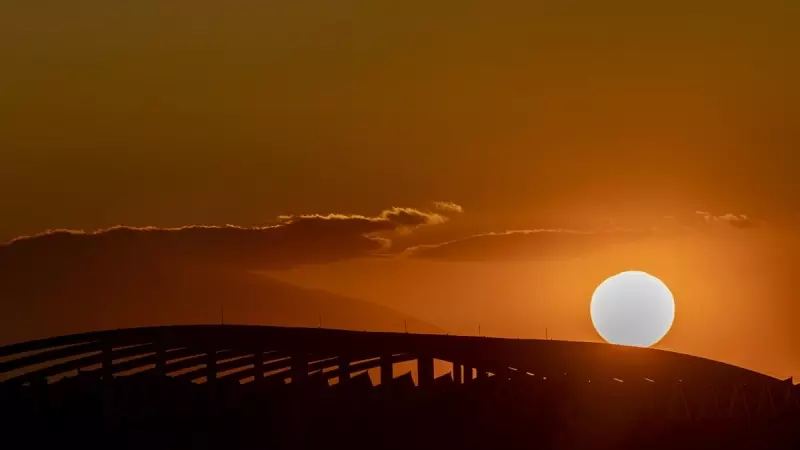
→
(0, 207, 450, 274)
(278, 206, 446, 230)
(404, 229, 650, 261)
(0, 207, 453, 344)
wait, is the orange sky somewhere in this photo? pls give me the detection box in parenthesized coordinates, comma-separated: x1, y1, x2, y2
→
(267, 222, 799, 379)
(0, 1, 798, 379)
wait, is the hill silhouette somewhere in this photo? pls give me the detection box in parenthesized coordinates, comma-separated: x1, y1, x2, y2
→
(0, 264, 441, 346)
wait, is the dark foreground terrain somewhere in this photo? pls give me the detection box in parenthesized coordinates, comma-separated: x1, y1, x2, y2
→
(3, 370, 798, 450)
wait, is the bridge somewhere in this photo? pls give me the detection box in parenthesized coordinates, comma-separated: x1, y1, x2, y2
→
(2, 325, 798, 449)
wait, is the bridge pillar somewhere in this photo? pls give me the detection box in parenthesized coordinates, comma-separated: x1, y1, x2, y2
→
(380, 354, 393, 386)
(155, 339, 167, 376)
(464, 366, 474, 383)
(452, 362, 462, 384)
(101, 341, 114, 382)
(253, 350, 264, 382)
(339, 359, 350, 385)
(291, 352, 308, 386)
(206, 347, 218, 386)
(418, 356, 434, 388)
(100, 340, 115, 427)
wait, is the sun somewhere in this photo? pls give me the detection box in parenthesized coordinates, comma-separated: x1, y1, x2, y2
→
(590, 271, 675, 347)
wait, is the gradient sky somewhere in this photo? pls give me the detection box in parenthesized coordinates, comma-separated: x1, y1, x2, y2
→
(1, 1, 798, 379)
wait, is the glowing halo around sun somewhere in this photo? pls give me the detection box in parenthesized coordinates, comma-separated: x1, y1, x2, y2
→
(590, 271, 675, 347)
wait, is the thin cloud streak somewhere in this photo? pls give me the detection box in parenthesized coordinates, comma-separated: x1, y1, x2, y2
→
(404, 229, 650, 261)
(404, 210, 762, 261)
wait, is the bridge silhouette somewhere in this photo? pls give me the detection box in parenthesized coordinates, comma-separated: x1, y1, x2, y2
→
(2, 325, 798, 449)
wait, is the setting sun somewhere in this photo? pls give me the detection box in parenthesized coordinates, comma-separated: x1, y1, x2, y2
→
(590, 271, 675, 347)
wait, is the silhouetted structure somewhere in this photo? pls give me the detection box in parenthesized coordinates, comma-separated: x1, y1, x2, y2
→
(1, 325, 798, 449)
